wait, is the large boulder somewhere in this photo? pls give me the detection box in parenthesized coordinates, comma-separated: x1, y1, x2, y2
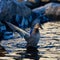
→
(0, 0, 31, 21)
(45, 3, 60, 17)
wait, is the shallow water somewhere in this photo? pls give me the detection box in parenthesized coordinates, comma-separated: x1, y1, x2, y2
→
(0, 22, 60, 60)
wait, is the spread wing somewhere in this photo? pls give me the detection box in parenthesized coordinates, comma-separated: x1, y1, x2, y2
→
(5, 21, 30, 37)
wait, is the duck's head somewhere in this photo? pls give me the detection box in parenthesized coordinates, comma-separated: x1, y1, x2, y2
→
(33, 23, 43, 33)
(34, 23, 43, 30)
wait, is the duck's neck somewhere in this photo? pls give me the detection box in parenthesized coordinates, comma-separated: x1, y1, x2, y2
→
(31, 28, 39, 35)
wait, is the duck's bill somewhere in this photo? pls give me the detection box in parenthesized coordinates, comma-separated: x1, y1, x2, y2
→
(39, 25, 43, 29)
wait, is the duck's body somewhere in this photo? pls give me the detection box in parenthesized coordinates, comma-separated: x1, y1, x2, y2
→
(24, 28, 40, 47)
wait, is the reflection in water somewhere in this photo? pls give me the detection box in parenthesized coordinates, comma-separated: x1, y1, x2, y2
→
(25, 50, 40, 60)
(17, 47, 41, 60)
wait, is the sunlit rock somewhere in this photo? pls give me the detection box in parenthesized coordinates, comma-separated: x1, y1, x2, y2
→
(44, 3, 60, 19)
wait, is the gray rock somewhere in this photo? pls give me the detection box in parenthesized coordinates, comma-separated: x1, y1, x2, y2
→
(45, 3, 60, 16)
